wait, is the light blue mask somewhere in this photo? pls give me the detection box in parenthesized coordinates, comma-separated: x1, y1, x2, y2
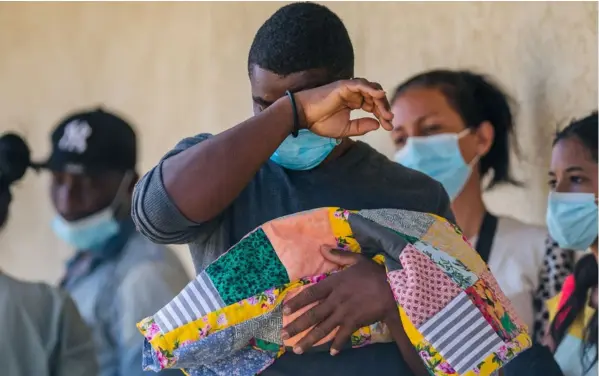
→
(52, 207, 120, 252)
(270, 129, 341, 170)
(394, 130, 475, 200)
(51, 172, 132, 252)
(546, 192, 598, 251)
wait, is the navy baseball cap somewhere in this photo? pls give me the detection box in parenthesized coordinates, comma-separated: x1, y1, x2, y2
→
(43, 108, 137, 174)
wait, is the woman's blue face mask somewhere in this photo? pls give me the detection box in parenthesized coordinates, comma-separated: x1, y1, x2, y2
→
(394, 129, 477, 201)
(547, 136, 598, 251)
(546, 192, 598, 251)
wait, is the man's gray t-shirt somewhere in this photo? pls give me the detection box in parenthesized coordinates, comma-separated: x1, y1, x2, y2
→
(132, 133, 454, 376)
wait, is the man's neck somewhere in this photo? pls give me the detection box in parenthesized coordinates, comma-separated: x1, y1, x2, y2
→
(322, 138, 355, 165)
(451, 175, 487, 239)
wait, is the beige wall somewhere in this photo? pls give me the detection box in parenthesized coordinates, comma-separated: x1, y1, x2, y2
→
(0, 2, 596, 283)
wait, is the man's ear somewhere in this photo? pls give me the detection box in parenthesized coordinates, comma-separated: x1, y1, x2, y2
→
(474, 120, 495, 157)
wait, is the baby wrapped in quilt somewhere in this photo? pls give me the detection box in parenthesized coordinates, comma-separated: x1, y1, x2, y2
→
(137, 208, 532, 376)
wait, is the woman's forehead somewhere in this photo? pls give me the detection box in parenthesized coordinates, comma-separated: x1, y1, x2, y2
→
(551, 137, 597, 170)
(391, 88, 463, 130)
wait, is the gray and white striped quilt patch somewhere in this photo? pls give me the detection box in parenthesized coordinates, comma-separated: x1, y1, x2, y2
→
(418, 292, 504, 374)
(154, 271, 225, 332)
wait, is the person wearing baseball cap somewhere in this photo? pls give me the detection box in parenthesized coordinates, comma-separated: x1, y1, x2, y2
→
(42, 108, 189, 376)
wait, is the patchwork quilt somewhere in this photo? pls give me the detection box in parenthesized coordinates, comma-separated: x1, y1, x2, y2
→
(137, 208, 531, 375)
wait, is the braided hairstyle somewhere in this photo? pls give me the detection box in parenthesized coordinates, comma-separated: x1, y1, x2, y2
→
(0, 133, 31, 228)
(549, 112, 598, 372)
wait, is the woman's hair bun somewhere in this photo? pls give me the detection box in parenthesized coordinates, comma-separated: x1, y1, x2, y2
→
(0, 133, 31, 187)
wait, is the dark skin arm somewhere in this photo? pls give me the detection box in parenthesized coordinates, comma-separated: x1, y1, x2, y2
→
(162, 79, 393, 223)
(386, 312, 430, 376)
(162, 99, 295, 223)
(282, 249, 428, 376)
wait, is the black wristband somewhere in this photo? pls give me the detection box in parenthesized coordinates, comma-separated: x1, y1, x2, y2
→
(286, 90, 300, 138)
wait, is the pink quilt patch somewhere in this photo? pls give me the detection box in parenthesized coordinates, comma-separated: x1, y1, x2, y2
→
(387, 245, 462, 327)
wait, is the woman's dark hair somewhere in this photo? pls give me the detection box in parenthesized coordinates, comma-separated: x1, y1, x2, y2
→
(549, 254, 598, 372)
(391, 69, 519, 189)
(553, 111, 598, 162)
(549, 112, 598, 372)
(0, 133, 31, 213)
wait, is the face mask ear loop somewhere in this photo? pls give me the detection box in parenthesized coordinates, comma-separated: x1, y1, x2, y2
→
(456, 127, 481, 168)
(457, 128, 472, 139)
(468, 154, 481, 169)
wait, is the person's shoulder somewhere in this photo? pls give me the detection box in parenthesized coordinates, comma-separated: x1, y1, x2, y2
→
(355, 141, 442, 187)
(351, 141, 452, 218)
(164, 133, 214, 158)
(495, 216, 549, 257)
(168, 133, 287, 188)
(0, 273, 60, 298)
(121, 233, 186, 267)
(497, 216, 548, 240)
(0, 273, 70, 313)
(118, 233, 190, 286)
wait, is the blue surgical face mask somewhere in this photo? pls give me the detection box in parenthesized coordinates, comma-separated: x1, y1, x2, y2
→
(52, 207, 120, 252)
(270, 129, 341, 170)
(546, 192, 598, 251)
(394, 130, 477, 200)
(52, 172, 132, 252)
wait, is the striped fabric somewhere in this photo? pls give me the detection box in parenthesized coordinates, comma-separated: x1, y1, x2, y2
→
(419, 293, 504, 374)
(154, 272, 225, 332)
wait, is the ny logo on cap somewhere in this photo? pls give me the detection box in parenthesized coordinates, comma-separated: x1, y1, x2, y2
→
(58, 120, 92, 154)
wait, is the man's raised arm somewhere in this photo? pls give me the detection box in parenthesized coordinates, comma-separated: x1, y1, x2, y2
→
(131, 79, 392, 244)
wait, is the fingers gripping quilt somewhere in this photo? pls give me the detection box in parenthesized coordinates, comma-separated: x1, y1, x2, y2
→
(137, 208, 531, 376)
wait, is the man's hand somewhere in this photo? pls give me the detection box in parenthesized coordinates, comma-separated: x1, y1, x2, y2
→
(281, 248, 397, 355)
(294, 78, 394, 138)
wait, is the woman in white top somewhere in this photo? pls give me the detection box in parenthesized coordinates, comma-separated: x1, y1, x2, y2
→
(389, 69, 574, 342)
(0, 133, 97, 376)
(544, 112, 597, 376)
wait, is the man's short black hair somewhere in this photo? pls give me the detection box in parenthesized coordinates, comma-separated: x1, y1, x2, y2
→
(248, 2, 354, 80)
